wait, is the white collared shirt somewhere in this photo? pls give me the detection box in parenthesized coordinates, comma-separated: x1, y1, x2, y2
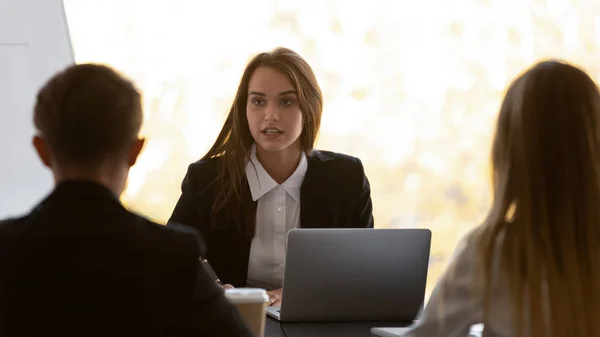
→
(245, 144, 308, 290)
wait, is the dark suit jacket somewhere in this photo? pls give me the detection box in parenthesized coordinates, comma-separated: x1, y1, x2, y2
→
(169, 150, 374, 287)
(0, 181, 252, 337)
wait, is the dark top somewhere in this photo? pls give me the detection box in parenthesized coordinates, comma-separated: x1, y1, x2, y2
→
(0, 181, 252, 337)
(169, 150, 374, 287)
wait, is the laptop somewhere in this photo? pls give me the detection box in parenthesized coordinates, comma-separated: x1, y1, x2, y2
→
(370, 327, 411, 337)
(371, 323, 484, 337)
(266, 228, 431, 322)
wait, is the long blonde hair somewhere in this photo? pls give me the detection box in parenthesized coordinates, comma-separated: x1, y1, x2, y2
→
(478, 61, 600, 337)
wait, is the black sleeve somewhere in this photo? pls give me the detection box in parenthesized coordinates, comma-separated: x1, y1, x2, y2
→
(169, 167, 203, 231)
(187, 261, 254, 337)
(351, 158, 374, 228)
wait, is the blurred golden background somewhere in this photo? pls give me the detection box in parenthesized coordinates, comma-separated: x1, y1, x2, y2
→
(63, 0, 600, 296)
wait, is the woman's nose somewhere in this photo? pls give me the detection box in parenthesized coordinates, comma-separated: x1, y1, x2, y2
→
(264, 104, 280, 122)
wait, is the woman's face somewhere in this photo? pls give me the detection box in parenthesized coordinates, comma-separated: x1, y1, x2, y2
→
(246, 66, 303, 156)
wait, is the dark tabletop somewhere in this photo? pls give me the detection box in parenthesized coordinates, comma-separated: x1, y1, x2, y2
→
(265, 317, 404, 337)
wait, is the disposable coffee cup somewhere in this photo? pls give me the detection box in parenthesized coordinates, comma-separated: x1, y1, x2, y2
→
(225, 288, 269, 337)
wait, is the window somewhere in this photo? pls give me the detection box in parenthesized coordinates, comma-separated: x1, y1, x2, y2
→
(63, 0, 600, 295)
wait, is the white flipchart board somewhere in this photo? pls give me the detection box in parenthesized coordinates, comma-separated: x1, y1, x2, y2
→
(0, 0, 74, 218)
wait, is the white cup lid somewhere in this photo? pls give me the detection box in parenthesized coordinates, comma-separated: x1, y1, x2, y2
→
(225, 288, 269, 303)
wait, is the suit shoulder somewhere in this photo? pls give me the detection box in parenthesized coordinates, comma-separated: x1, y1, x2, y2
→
(0, 216, 26, 236)
(306, 150, 368, 191)
(131, 214, 205, 257)
(188, 157, 221, 175)
(184, 157, 223, 186)
(180, 157, 223, 197)
(0, 217, 19, 228)
(309, 150, 363, 168)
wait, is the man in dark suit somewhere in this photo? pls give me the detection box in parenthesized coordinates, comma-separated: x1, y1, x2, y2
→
(0, 64, 253, 337)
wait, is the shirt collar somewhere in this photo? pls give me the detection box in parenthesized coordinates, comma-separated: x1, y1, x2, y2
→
(245, 143, 307, 203)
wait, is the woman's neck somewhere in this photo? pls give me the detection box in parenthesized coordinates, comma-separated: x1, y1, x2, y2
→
(256, 145, 302, 185)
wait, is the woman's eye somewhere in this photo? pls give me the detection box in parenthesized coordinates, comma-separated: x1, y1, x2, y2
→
(281, 99, 294, 106)
(252, 99, 264, 106)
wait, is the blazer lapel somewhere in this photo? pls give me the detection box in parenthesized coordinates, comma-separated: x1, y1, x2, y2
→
(300, 151, 324, 229)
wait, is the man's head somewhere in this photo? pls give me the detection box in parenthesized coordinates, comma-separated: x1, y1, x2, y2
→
(33, 64, 145, 196)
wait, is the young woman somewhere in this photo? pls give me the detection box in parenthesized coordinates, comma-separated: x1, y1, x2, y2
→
(169, 47, 374, 306)
(402, 61, 600, 337)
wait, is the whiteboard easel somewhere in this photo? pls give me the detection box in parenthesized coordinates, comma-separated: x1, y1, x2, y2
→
(0, 0, 74, 217)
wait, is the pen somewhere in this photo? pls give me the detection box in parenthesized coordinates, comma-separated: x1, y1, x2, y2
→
(201, 258, 222, 285)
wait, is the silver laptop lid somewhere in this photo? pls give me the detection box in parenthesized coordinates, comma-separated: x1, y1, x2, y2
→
(280, 228, 431, 322)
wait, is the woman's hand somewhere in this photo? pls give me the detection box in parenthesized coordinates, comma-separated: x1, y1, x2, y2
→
(267, 288, 283, 306)
(221, 283, 235, 290)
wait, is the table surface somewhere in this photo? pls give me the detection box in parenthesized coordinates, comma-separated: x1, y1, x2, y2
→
(265, 317, 405, 337)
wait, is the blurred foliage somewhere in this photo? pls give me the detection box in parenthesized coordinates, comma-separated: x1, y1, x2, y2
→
(64, 0, 600, 296)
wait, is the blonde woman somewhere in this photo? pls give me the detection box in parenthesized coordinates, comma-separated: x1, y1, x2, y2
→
(403, 61, 600, 337)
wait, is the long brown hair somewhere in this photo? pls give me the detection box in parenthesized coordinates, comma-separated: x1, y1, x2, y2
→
(477, 61, 600, 337)
(203, 47, 323, 236)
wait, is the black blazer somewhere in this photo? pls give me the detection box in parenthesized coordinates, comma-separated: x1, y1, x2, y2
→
(0, 181, 252, 337)
(169, 150, 374, 287)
